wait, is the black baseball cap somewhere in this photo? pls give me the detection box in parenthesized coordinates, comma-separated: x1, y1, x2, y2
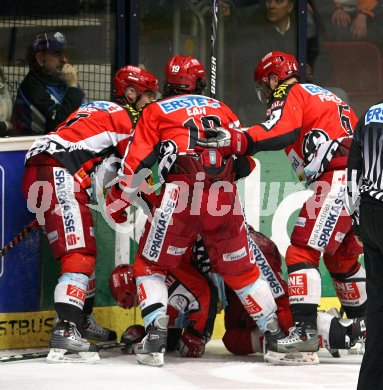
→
(33, 32, 68, 52)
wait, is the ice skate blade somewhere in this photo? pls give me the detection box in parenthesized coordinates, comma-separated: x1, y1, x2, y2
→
(46, 348, 100, 363)
(136, 352, 164, 367)
(264, 350, 319, 365)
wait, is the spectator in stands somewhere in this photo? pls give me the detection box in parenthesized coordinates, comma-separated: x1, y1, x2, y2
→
(0, 66, 13, 136)
(228, 0, 296, 124)
(251, 0, 297, 56)
(11, 31, 84, 136)
(323, 0, 382, 43)
(230, 0, 328, 124)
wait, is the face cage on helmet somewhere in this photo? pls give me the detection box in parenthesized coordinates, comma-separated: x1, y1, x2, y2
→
(255, 79, 272, 104)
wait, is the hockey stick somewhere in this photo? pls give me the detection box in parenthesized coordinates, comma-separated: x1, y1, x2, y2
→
(0, 351, 49, 363)
(210, 0, 219, 98)
(0, 219, 39, 257)
(0, 341, 126, 363)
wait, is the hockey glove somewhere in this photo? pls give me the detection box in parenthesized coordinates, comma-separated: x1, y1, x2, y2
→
(120, 324, 146, 354)
(195, 127, 248, 157)
(192, 236, 211, 274)
(178, 330, 207, 358)
(105, 184, 131, 223)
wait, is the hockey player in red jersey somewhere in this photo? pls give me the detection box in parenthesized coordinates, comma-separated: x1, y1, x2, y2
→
(110, 256, 217, 358)
(196, 51, 366, 360)
(110, 226, 366, 363)
(105, 55, 285, 367)
(22, 65, 159, 363)
(222, 228, 366, 364)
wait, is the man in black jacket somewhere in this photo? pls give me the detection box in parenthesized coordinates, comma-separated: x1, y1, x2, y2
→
(11, 31, 84, 136)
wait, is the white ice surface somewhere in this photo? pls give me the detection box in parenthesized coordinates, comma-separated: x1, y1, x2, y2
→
(0, 340, 362, 390)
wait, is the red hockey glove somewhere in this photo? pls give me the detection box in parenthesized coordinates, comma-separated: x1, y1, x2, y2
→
(178, 330, 207, 358)
(120, 324, 146, 354)
(195, 127, 248, 157)
(105, 184, 131, 223)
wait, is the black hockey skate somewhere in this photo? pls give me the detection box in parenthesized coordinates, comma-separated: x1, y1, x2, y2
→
(348, 316, 367, 355)
(134, 315, 169, 367)
(47, 320, 100, 363)
(326, 307, 342, 357)
(79, 313, 117, 342)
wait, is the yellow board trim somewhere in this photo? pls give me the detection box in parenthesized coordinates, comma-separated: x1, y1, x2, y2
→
(0, 297, 341, 350)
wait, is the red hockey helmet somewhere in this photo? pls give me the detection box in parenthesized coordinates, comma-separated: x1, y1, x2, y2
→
(109, 264, 137, 309)
(113, 65, 158, 97)
(254, 51, 300, 87)
(165, 55, 206, 91)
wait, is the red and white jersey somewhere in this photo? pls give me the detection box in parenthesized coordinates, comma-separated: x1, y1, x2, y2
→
(246, 83, 359, 182)
(121, 94, 240, 179)
(26, 101, 135, 195)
